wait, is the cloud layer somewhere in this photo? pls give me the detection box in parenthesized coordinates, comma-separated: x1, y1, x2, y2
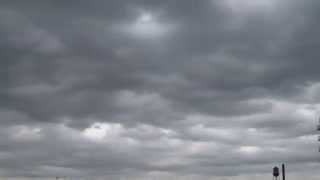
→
(1, 0, 320, 179)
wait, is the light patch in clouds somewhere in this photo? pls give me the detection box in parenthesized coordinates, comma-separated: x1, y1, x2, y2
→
(121, 11, 175, 39)
(186, 142, 217, 155)
(138, 12, 153, 23)
(114, 90, 166, 108)
(238, 146, 261, 154)
(296, 106, 317, 119)
(11, 126, 42, 141)
(188, 124, 237, 141)
(83, 122, 123, 142)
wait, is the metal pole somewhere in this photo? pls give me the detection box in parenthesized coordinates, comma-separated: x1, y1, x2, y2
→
(282, 164, 285, 180)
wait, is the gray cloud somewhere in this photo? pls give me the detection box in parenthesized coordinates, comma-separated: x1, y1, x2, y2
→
(1, 0, 320, 179)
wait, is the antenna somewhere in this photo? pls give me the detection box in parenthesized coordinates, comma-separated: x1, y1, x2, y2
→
(282, 164, 285, 180)
(317, 118, 320, 152)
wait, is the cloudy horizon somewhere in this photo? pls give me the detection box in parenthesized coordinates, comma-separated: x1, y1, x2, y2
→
(1, 0, 320, 179)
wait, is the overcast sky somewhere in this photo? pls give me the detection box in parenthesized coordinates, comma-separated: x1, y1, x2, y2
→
(1, 0, 320, 179)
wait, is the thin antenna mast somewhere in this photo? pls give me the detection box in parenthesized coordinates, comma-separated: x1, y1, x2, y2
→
(317, 118, 320, 152)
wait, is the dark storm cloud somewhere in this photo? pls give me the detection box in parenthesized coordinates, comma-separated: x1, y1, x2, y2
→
(1, 0, 320, 179)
